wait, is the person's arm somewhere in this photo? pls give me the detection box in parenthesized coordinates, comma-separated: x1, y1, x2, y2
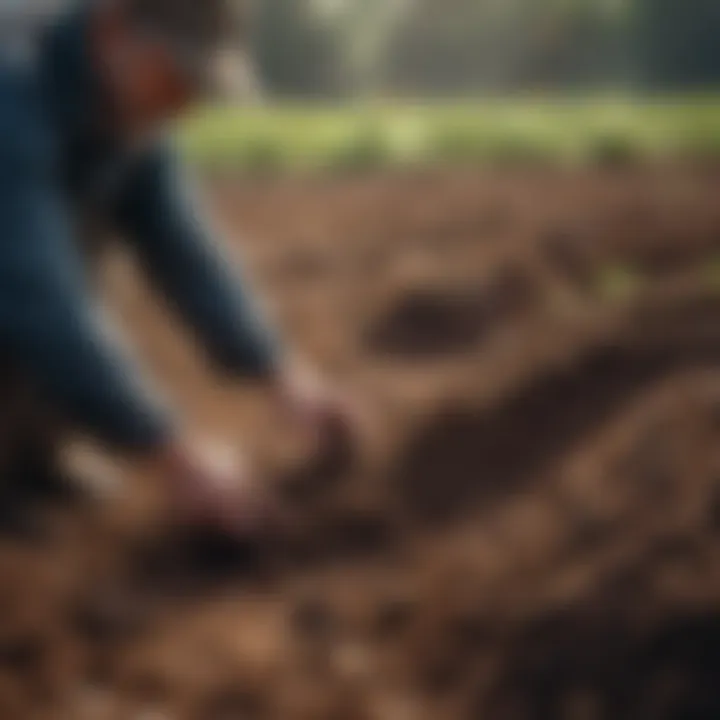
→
(0, 164, 174, 451)
(113, 143, 281, 379)
(113, 143, 361, 483)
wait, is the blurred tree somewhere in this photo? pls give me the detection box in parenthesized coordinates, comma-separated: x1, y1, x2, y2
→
(381, 0, 630, 94)
(322, 0, 411, 95)
(380, 0, 502, 94)
(634, 0, 720, 88)
(246, 0, 720, 98)
(251, 0, 347, 97)
(516, 0, 631, 89)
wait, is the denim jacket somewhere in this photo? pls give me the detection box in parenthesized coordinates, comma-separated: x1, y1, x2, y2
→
(0, 5, 279, 450)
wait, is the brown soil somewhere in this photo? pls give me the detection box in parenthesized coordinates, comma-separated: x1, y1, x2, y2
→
(3, 165, 720, 719)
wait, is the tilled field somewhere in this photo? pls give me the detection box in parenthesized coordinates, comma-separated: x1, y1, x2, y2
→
(2, 166, 720, 719)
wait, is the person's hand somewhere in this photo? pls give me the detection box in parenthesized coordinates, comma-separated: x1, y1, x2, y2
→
(147, 438, 276, 539)
(272, 362, 362, 473)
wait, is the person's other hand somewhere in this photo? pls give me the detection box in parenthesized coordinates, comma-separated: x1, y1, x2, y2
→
(272, 362, 362, 470)
(148, 438, 276, 539)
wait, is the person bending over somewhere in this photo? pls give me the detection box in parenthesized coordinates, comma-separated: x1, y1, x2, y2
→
(0, 0, 356, 535)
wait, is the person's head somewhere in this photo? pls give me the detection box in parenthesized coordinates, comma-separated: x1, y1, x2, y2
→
(90, 0, 249, 137)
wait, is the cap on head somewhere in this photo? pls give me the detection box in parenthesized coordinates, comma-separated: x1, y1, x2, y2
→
(122, 0, 255, 98)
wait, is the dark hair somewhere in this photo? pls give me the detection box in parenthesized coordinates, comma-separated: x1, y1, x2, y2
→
(122, 0, 247, 48)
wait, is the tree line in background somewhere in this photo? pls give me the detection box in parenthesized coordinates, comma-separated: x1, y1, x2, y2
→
(250, 0, 720, 97)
